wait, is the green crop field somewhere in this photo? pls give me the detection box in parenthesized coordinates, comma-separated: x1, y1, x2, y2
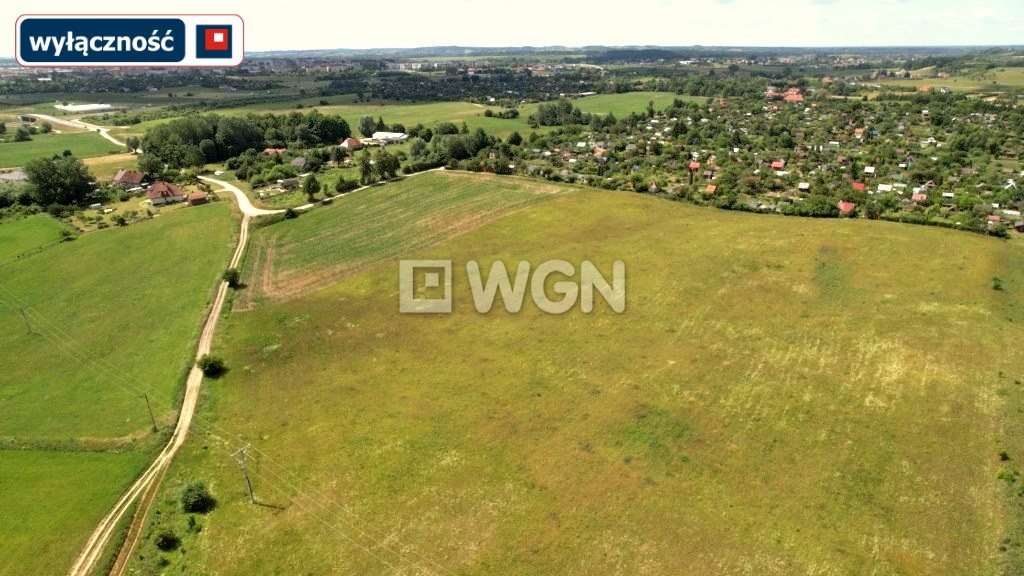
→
(0, 204, 236, 439)
(129, 172, 1024, 575)
(0, 214, 73, 263)
(239, 171, 571, 309)
(0, 131, 123, 168)
(0, 450, 151, 576)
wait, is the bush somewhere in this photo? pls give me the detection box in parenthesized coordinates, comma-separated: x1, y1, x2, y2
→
(223, 267, 241, 288)
(197, 354, 226, 377)
(284, 207, 299, 219)
(997, 467, 1016, 483)
(154, 530, 180, 551)
(180, 481, 216, 513)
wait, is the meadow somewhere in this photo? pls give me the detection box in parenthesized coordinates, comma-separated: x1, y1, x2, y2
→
(0, 203, 236, 439)
(572, 91, 695, 115)
(0, 214, 73, 263)
(0, 450, 151, 576)
(0, 131, 123, 168)
(84, 152, 138, 181)
(877, 67, 1024, 92)
(131, 172, 1024, 575)
(105, 91, 681, 141)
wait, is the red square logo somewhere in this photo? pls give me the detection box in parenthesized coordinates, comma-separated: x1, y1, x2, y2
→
(204, 28, 230, 51)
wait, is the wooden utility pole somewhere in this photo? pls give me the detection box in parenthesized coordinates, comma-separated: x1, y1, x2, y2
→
(143, 393, 157, 432)
(233, 444, 255, 505)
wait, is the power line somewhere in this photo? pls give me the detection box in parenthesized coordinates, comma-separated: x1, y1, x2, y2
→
(0, 282, 454, 575)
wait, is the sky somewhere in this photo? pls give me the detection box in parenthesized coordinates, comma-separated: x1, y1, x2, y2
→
(3, 0, 1024, 56)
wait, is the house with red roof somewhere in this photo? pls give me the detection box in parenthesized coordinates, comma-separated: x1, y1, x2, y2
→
(852, 181, 866, 191)
(146, 181, 186, 206)
(339, 137, 363, 151)
(113, 169, 150, 188)
(837, 201, 856, 215)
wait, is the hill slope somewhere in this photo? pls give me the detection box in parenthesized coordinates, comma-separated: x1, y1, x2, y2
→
(132, 173, 1024, 575)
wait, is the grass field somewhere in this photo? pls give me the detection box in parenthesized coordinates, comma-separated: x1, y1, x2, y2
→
(0, 131, 123, 168)
(129, 172, 1024, 575)
(0, 214, 73, 263)
(877, 67, 1024, 93)
(0, 450, 151, 576)
(107, 92, 682, 142)
(0, 203, 236, 439)
(238, 171, 571, 309)
(573, 91, 690, 115)
(84, 152, 138, 181)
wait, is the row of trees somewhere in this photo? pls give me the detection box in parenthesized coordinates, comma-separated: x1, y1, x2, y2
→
(142, 111, 352, 168)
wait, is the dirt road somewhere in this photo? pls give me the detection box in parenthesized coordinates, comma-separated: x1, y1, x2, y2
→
(66, 207, 251, 576)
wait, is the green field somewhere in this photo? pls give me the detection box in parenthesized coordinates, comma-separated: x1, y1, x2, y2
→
(129, 172, 1024, 575)
(0, 450, 150, 576)
(0, 214, 73, 263)
(239, 171, 570, 308)
(0, 131, 123, 168)
(877, 68, 1024, 93)
(106, 92, 682, 142)
(84, 152, 138, 181)
(572, 91, 688, 115)
(0, 204, 236, 439)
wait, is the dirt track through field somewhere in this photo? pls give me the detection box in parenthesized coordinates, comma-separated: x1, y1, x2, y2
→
(66, 170, 444, 575)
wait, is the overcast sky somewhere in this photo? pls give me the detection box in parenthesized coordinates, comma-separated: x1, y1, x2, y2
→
(3, 0, 1023, 56)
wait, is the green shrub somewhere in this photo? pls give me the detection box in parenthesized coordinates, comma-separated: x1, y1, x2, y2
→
(197, 355, 226, 377)
(180, 481, 216, 513)
(223, 267, 241, 288)
(154, 530, 180, 551)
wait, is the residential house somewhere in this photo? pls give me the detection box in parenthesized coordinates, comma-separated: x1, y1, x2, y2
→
(146, 181, 186, 205)
(339, 137, 363, 151)
(113, 169, 150, 188)
(837, 201, 856, 215)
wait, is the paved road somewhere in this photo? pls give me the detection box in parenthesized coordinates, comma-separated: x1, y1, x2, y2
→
(26, 113, 126, 147)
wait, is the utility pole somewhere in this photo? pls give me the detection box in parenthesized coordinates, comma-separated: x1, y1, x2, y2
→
(143, 393, 157, 432)
(233, 444, 255, 505)
(19, 307, 36, 335)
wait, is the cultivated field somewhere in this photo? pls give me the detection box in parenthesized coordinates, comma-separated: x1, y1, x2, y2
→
(0, 131, 123, 168)
(238, 171, 572, 308)
(131, 172, 1024, 575)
